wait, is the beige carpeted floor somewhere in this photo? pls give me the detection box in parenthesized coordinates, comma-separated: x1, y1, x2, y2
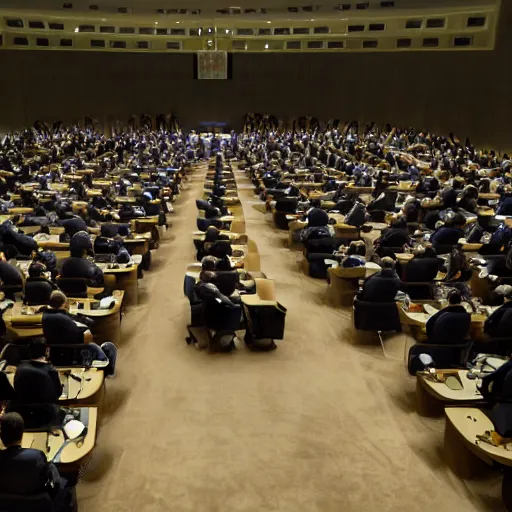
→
(77, 165, 505, 512)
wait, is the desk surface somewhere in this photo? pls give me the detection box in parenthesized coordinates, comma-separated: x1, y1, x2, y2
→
(21, 407, 97, 464)
(419, 370, 482, 402)
(5, 367, 103, 401)
(445, 407, 512, 467)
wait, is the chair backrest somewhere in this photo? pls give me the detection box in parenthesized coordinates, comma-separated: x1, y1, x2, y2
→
(353, 298, 401, 332)
(212, 271, 239, 297)
(0, 492, 54, 512)
(202, 299, 241, 332)
(55, 277, 88, 298)
(407, 343, 470, 375)
(0, 371, 16, 401)
(244, 252, 261, 272)
(0, 343, 31, 367)
(255, 279, 276, 301)
(24, 280, 54, 306)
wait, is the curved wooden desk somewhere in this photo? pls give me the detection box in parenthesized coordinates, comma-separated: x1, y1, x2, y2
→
(3, 290, 124, 343)
(416, 370, 484, 416)
(97, 263, 138, 306)
(5, 367, 104, 403)
(21, 407, 97, 465)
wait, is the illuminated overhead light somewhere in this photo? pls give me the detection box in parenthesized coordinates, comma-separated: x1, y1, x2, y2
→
(155, 21, 159, 24)
(101, 18, 106, 21)
(225, 29, 229, 34)
(265, 43, 269, 49)
(176, 21, 180, 24)
(310, 19, 315, 21)
(198, 28, 202, 35)
(208, 28, 212, 33)
(74, 27, 79, 32)
(267, 21, 271, 24)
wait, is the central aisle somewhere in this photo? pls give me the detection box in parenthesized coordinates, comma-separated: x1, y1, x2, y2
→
(77, 165, 500, 512)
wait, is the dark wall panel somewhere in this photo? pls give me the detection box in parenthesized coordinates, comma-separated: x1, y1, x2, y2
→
(0, 3, 510, 149)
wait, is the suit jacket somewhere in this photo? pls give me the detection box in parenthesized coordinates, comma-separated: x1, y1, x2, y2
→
(0, 445, 53, 496)
(60, 256, 104, 287)
(484, 301, 512, 338)
(362, 269, 402, 303)
(426, 305, 471, 345)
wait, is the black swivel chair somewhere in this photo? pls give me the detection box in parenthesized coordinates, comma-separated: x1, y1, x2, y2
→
(54, 278, 88, 299)
(211, 271, 240, 297)
(24, 279, 55, 306)
(407, 343, 471, 375)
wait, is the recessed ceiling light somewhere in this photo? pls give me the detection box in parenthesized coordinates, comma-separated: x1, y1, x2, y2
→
(155, 21, 158, 24)
(74, 27, 79, 32)
(176, 21, 180, 24)
(265, 43, 269, 48)
(225, 29, 229, 33)
(267, 21, 271, 24)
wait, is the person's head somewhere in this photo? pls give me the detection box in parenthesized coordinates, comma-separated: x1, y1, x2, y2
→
(28, 262, 46, 278)
(381, 257, 395, 270)
(0, 412, 24, 447)
(199, 270, 215, 283)
(495, 285, 512, 303)
(448, 290, 462, 305)
(48, 290, 67, 310)
(201, 255, 217, 271)
(29, 338, 49, 360)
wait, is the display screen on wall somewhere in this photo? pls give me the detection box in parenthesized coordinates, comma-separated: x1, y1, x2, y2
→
(196, 51, 228, 79)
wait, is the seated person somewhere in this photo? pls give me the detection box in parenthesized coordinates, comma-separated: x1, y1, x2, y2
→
(60, 231, 104, 288)
(0, 251, 23, 292)
(13, 339, 62, 403)
(58, 216, 88, 237)
(300, 208, 333, 242)
(484, 285, 512, 338)
(361, 257, 402, 302)
(42, 291, 94, 345)
(457, 184, 479, 214)
(24, 261, 58, 305)
(378, 217, 411, 249)
(445, 246, 473, 282)
(425, 290, 471, 345)
(398, 245, 442, 282)
(430, 213, 465, 250)
(0, 412, 76, 512)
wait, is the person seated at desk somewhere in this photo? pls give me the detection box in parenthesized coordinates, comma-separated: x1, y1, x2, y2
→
(457, 184, 479, 214)
(361, 257, 402, 302)
(430, 213, 465, 250)
(0, 412, 77, 512)
(58, 216, 88, 238)
(300, 208, 333, 242)
(376, 217, 411, 251)
(425, 290, 471, 345)
(0, 251, 23, 290)
(398, 245, 442, 282)
(60, 231, 104, 288)
(497, 193, 512, 216)
(484, 285, 512, 338)
(13, 339, 62, 404)
(24, 261, 59, 305)
(42, 291, 94, 345)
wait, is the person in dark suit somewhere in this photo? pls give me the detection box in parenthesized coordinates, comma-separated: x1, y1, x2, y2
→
(484, 285, 512, 339)
(430, 214, 465, 250)
(0, 253, 24, 299)
(398, 245, 442, 282)
(0, 412, 76, 511)
(60, 232, 104, 288)
(42, 291, 94, 345)
(13, 339, 62, 404)
(426, 291, 471, 345)
(361, 257, 402, 302)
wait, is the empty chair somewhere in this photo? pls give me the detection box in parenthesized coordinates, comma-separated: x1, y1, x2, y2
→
(55, 277, 88, 299)
(407, 343, 470, 375)
(353, 298, 401, 332)
(23, 279, 55, 306)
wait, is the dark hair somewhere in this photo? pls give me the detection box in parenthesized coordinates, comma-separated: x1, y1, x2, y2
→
(381, 256, 395, 270)
(28, 262, 46, 278)
(0, 412, 24, 446)
(448, 290, 462, 305)
(29, 338, 48, 359)
(48, 290, 67, 309)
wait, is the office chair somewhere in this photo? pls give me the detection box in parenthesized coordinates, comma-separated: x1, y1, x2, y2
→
(407, 342, 471, 376)
(55, 277, 88, 298)
(24, 279, 54, 306)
